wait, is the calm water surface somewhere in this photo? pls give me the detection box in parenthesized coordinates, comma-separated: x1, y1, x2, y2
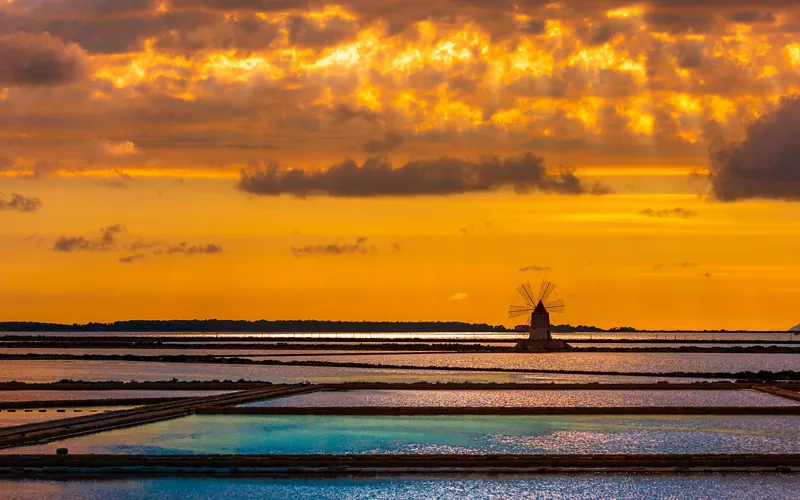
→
(7, 414, 800, 455)
(0, 360, 717, 384)
(236, 352, 800, 374)
(245, 389, 797, 408)
(0, 476, 798, 500)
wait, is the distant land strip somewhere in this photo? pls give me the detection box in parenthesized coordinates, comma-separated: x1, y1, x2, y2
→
(0, 320, 793, 333)
(0, 320, 609, 333)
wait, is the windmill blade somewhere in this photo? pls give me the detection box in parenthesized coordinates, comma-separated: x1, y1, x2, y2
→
(517, 282, 537, 306)
(508, 305, 534, 318)
(538, 280, 556, 303)
(544, 299, 565, 313)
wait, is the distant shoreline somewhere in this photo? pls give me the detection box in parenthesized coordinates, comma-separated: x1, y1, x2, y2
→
(0, 320, 794, 334)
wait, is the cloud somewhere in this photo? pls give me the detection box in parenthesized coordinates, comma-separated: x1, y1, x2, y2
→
(726, 12, 777, 23)
(119, 253, 146, 264)
(709, 95, 800, 201)
(450, 292, 469, 300)
(639, 208, 698, 218)
(86, 140, 144, 165)
(519, 265, 552, 272)
(239, 153, 611, 197)
(164, 242, 224, 255)
(0, 193, 42, 212)
(286, 13, 358, 48)
(0, 32, 89, 86)
(291, 237, 374, 257)
(0, 157, 14, 171)
(102, 169, 135, 189)
(362, 132, 404, 154)
(50, 223, 224, 261)
(654, 261, 698, 270)
(3, 159, 64, 178)
(53, 224, 124, 252)
(328, 103, 382, 125)
(2, 0, 799, 178)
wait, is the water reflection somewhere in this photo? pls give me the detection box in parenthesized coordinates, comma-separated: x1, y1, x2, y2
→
(1, 476, 799, 500)
(0, 360, 715, 384)
(5, 415, 800, 455)
(245, 389, 797, 408)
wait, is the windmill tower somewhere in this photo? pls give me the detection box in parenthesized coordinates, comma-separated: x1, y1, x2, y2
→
(509, 280, 568, 350)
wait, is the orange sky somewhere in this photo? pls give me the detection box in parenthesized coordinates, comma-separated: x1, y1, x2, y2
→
(1, 1, 799, 329)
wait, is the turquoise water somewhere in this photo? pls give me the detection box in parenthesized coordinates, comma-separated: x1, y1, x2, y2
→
(5, 415, 800, 455)
(0, 476, 798, 499)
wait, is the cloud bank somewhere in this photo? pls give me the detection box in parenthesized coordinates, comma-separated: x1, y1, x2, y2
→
(709, 95, 800, 201)
(239, 153, 611, 197)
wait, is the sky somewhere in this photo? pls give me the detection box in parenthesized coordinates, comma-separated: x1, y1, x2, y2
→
(1, 0, 799, 330)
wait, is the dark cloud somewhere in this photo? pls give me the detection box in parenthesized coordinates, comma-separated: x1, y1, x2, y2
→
(153, 12, 282, 53)
(709, 95, 800, 201)
(588, 22, 632, 45)
(0, 32, 89, 86)
(644, 12, 715, 33)
(362, 132, 404, 153)
(286, 14, 358, 48)
(291, 237, 374, 257)
(10, 0, 160, 19)
(50, 223, 224, 260)
(53, 224, 124, 252)
(519, 265, 552, 272)
(675, 40, 706, 68)
(119, 253, 147, 264)
(639, 207, 698, 218)
(328, 104, 383, 125)
(239, 152, 610, 197)
(164, 242, 224, 255)
(0, 193, 43, 213)
(170, 0, 310, 12)
(521, 19, 546, 35)
(726, 11, 777, 23)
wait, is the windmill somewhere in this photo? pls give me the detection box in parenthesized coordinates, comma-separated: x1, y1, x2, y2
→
(509, 280, 565, 341)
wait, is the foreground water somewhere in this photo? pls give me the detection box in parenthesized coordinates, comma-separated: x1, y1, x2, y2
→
(4, 350, 797, 374)
(7, 414, 800, 455)
(0, 476, 798, 500)
(236, 352, 800, 373)
(245, 389, 796, 407)
(0, 360, 719, 384)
